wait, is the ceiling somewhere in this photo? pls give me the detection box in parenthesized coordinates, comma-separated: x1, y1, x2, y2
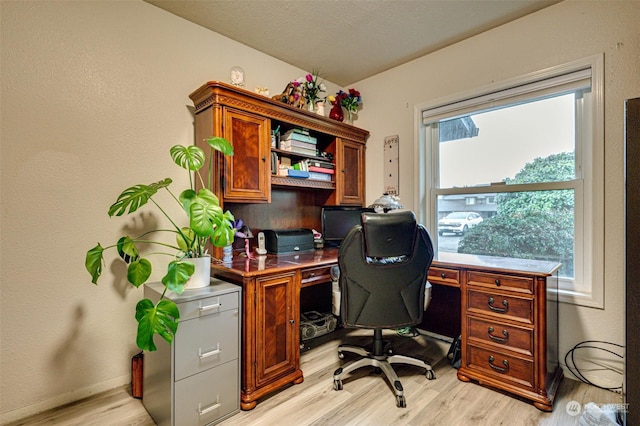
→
(145, 0, 560, 87)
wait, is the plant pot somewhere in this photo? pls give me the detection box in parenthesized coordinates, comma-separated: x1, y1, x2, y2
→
(185, 255, 211, 290)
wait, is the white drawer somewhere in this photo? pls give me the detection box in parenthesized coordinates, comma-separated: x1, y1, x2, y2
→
(174, 308, 239, 381)
(178, 292, 239, 321)
(174, 360, 239, 425)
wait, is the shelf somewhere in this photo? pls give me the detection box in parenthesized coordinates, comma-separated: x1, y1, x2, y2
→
(271, 175, 335, 190)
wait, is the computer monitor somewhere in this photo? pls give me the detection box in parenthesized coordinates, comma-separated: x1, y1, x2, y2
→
(321, 206, 374, 247)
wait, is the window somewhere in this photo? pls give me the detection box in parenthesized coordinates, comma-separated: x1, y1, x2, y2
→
(415, 55, 603, 307)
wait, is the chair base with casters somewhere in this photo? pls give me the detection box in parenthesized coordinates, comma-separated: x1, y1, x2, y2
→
(333, 329, 436, 408)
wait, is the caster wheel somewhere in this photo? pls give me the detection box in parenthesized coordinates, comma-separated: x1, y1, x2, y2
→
(338, 352, 345, 360)
(333, 379, 343, 391)
(426, 369, 436, 380)
(396, 395, 406, 408)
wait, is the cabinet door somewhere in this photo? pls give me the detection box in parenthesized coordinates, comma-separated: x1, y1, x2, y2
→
(255, 272, 299, 387)
(223, 107, 271, 202)
(335, 138, 365, 205)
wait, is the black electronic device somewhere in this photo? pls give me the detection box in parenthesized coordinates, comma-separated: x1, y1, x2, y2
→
(300, 311, 338, 341)
(263, 228, 314, 253)
(321, 206, 374, 247)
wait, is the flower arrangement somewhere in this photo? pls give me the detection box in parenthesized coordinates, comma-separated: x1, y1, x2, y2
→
(299, 72, 326, 108)
(336, 88, 362, 114)
(327, 88, 362, 122)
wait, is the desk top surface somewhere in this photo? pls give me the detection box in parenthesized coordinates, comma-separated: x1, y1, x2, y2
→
(212, 248, 340, 278)
(211, 248, 561, 278)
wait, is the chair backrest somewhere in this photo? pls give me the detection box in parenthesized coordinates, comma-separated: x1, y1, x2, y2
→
(338, 211, 434, 329)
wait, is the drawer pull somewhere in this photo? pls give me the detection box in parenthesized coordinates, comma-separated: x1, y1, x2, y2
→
(199, 344, 221, 359)
(198, 400, 221, 416)
(488, 356, 509, 373)
(495, 279, 501, 286)
(200, 302, 221, 312)
(487, 297, 509, 313)
(488, 326, 509, 343)
(441, 273, 446, 279)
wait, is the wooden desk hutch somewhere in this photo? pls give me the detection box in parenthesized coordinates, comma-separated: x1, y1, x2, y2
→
(188, 82, 562, 412)
(189, 82, 368, 410)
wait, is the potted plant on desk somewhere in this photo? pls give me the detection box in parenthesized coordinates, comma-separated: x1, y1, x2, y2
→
(85, 137, 236, 351)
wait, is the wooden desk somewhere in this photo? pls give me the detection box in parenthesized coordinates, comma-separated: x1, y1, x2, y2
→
(214, 250, 562, 412)
(212, 248, 339, 411)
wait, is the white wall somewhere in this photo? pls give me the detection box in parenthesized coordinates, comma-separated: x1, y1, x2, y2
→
(0, 1, 340, 422)
(355, 0, 639, 389)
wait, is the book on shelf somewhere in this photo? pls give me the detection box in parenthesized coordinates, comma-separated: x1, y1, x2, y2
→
(293, 159, 309, 171)
(279, 139, 317, 150)
(308, 171, 332, 182)
(287, 169, 310, 179)
(308, 159, 335, 169)
(279, 144, 318, 157)
(308, 165, 335, 174)
(282, 129, 317, 145)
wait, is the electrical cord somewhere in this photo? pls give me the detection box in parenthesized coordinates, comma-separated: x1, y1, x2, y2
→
(564, 340, 624, 391)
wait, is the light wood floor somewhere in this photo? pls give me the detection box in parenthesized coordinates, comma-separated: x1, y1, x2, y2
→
(5, 328, 622, 426)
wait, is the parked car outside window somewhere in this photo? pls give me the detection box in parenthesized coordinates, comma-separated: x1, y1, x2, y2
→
(438, 212, 483, 236)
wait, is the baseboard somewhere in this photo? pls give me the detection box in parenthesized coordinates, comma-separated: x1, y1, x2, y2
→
(0, 374, 130, 425)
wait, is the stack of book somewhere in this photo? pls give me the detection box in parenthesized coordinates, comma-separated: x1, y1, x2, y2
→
(279, 129, 318, 157)
(307, 159, 335, 182)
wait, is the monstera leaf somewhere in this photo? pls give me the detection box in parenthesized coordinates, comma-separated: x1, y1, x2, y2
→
(127, 258, 152, 287)
(85, 244, 104, 284)
(135, 298, 180, 351)
(170, 144, 205, 171)
(108, 178, 172, 217)
(206, 136, 234, 156)
(162, 260, 195, 294)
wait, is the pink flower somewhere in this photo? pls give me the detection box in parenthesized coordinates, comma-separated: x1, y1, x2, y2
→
(306, 74, 313, 82)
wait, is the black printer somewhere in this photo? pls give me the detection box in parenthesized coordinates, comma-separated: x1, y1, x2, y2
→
(263, 228, 314, 254)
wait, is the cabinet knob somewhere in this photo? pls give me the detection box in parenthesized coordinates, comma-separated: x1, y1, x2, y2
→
(441, 273, 446, 279)
(495, 279, 501, 286)
(289, 319, 295, 324)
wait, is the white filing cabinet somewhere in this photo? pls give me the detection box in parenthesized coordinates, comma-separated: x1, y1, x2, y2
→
(143, 279, 241, 425)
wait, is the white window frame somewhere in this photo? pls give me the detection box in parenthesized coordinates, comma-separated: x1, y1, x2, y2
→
(413, 54, 604, 308)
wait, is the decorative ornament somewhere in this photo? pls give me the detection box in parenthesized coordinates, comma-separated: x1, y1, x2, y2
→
(230, 66, 245, 86)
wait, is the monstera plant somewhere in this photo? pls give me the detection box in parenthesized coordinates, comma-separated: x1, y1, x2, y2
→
(85, 137, 235, 351)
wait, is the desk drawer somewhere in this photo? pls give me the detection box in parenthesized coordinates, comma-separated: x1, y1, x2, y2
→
(174, 308, 239, 381)
(465, 344, 534, 390)
(467, 271, 533, 294)
(467, 316, 533, 357)
(301, 265, 334, 288)
(467, 289, 533, 324)
(428, 267, 460, 287)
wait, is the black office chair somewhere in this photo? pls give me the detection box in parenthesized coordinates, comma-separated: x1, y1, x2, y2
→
(332, 211, 436, 407)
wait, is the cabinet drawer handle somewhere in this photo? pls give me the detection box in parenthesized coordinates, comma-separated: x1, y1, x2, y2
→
(441, 273, 446, 279)
(199, 345, 221, 359)
(198, 400, 221, 415)
(487, 297, 509, 313)
(488, 356, 509, 373)
(487, 326, 509, 343)
(495, 279, 501, 286)
(200, 302, 221, 312)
